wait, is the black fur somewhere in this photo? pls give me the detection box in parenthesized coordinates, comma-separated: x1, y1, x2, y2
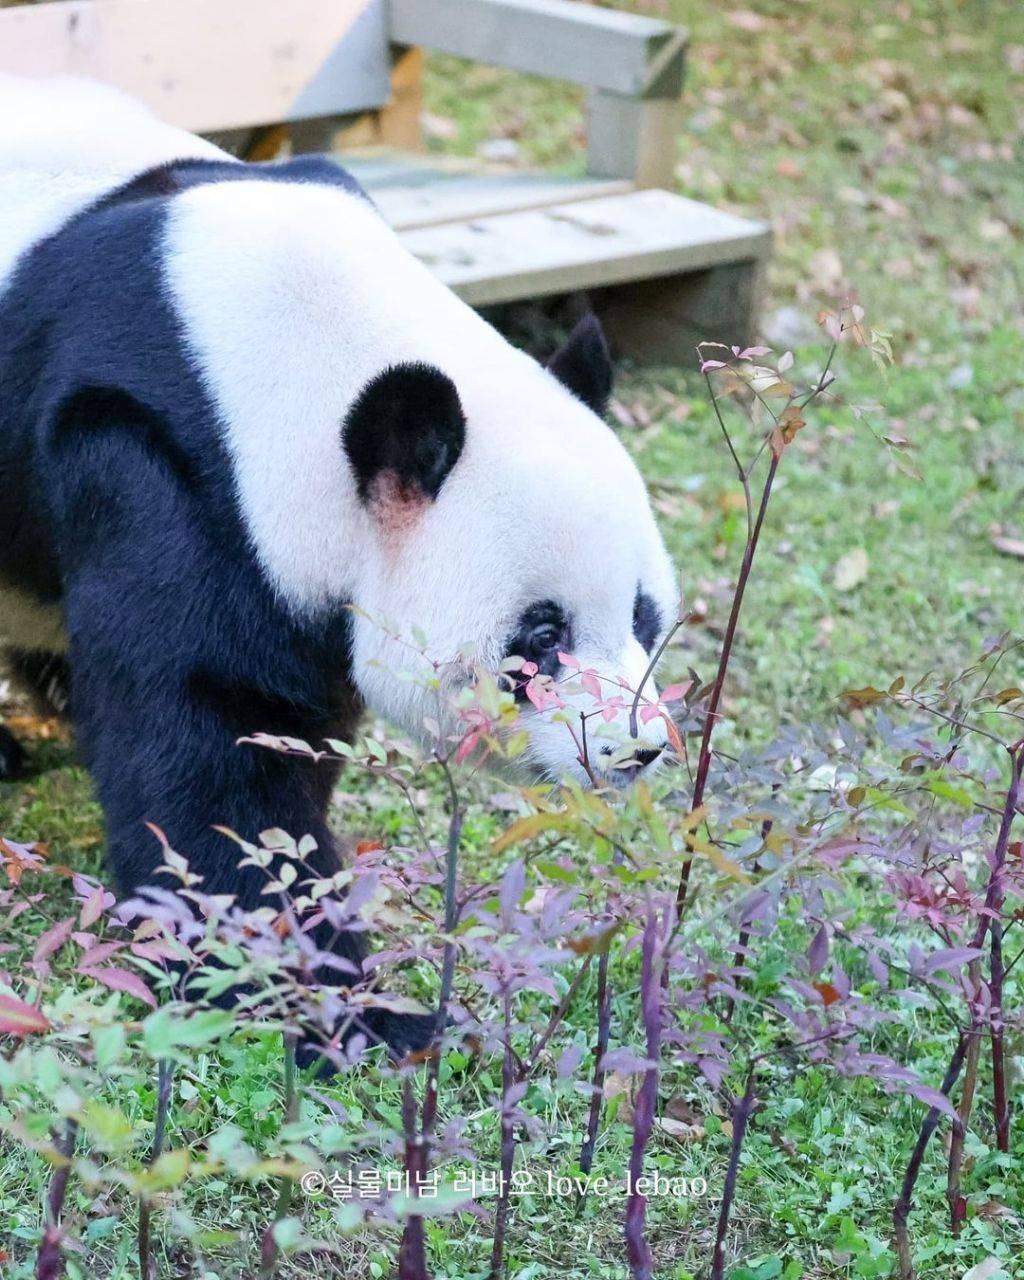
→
(547, 313, 614, 418)
(632, 587, 662, 654)
(0, 725, 24, 780)
(343, 363, 466, 503)
(0, 156, 434, 1057)
(503, 600, 572, 699)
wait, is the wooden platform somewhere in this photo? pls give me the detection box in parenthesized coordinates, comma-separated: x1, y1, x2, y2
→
(0, 0, 773, 364)
(344, 155, 772, 363)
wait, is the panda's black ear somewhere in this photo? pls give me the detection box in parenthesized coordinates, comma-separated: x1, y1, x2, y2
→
(547, 313, 613, 418)
(343, 363, 466, 505)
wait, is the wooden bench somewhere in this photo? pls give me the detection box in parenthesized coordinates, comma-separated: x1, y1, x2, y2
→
(0, 0, 771, 364)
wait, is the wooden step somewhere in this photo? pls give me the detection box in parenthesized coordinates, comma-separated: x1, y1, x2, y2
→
(337, 153, 772, 363)
(394, 186, 769, 307)
(343, 154, 632, 230)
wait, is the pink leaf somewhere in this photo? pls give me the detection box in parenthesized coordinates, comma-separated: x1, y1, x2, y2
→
(454, 731, 480, 764)
(33, 918, 74, 965)
(79, 966, 156, 1008)
(79, 886, 107, 929)
(906, 1083, 959, 1122)
(659, 682, 693, 704)
(807, 924, 830, 976)
(557, 651, 580, 670)
(525, 678, 548, 711)
(130, 940, 180, 963)
(0, 993, 49, 1036)
(75, 941, 122, 969)
(581, 671, 603, 702)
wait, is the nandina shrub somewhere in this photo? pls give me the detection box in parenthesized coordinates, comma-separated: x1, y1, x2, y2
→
(1, 314, 1020, 1280)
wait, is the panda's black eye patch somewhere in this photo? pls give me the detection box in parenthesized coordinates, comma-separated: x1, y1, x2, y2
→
(633, 587, 662, 654)
(504, 600, 571, 699)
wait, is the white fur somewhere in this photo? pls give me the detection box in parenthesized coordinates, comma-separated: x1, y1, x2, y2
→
(0, 75, 224, 299)
(2, 77, 679, 785)
(0, 78, 224, 655)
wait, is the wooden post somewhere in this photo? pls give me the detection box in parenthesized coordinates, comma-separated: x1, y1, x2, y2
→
(586, 91, 681, 189)
(378, 45, 424, 149)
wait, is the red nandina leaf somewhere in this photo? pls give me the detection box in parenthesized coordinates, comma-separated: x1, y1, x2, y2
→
(33, 917, 74, 965)
(79, 885, 106, 928)
(79, 966, 156, 1008)
(0, 993, 50, 1036)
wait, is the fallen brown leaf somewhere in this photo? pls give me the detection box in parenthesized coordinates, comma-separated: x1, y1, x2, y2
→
(992, 535, 1024, 559)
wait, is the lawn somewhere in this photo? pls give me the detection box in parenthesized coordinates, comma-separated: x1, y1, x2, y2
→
(1, 2, 1023, 1278)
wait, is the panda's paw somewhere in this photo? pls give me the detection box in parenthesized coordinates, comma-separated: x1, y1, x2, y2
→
(294, 1010, 443, 1076)
(377, 1010, 443, 1062)
(0, 725, 25, 781)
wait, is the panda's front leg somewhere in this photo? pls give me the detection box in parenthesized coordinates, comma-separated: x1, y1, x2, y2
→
(61, 583, 436, 1060)
(47, 402, 434, 1061)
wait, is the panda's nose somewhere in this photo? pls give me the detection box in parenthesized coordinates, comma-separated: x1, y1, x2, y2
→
(631, 746, 662, 769)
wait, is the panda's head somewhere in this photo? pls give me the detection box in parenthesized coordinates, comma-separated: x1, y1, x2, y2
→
(342, 315, 678, 788)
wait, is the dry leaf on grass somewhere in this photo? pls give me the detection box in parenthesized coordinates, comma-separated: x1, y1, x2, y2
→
(603, 1070, 635, 1124)
(992, 534, 1024, 559)
(833, 547, 869, 591)
(726, 9, 768, 32)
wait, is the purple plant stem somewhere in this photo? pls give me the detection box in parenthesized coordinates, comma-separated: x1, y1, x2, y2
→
(261, 1033, 300, 1280)
(990, 916, 1009, 1152)
(624, 904, 661, 1280)
(35, 1119, 78, 1280)
(945, 972, 980, 1237)
(400, 777, 463, 1277)
(489, 990, 516, 1280)
(986, 741, 1021, 1152)
(723, 805, 776, 1024)
(676, 454, 780, 915)
(579, 943, 612, 1175)
(139, 1059, 174, 1280)
(893, 1033, 969, 1280)
(709, 1067, 757, 1280)
(897, 741, 1021, 1274)
(398, 1074, 429, 1280)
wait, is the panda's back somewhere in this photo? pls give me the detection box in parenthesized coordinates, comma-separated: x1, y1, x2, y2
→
(0, 76, 226, 298)
(0, 75, 525, 626)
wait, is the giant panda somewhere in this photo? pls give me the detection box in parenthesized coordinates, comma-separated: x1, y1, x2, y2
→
(0, 77, 678, 1053)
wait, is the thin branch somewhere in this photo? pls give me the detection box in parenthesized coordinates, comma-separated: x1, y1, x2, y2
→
(139, 1059, 174, 1280)
(709, 1067, 758, 1280)
(893, 1033, 969, 1280)
(35, 1119, 78, 1280)
(676, 451, 781, 913)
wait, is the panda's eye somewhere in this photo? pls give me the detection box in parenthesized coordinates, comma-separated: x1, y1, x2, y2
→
(530, 625, 562, 655)
(504, 601, 571, 698)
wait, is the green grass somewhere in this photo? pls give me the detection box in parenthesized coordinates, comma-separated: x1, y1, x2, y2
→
(3, 1, 1024, 1276)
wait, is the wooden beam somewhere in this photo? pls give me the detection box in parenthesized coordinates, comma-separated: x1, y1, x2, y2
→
(0, 0, 392, 133)
(397, 188, 771, 309)
(387, 0, 687, 99)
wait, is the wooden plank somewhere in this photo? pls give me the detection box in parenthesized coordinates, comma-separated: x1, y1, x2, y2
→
(0, 0, 392, 133)
(586, 91, 682, 187)
(398, 188, 771, 308)
(342, 157, 632, 229)
(388, 0, 687, 99)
